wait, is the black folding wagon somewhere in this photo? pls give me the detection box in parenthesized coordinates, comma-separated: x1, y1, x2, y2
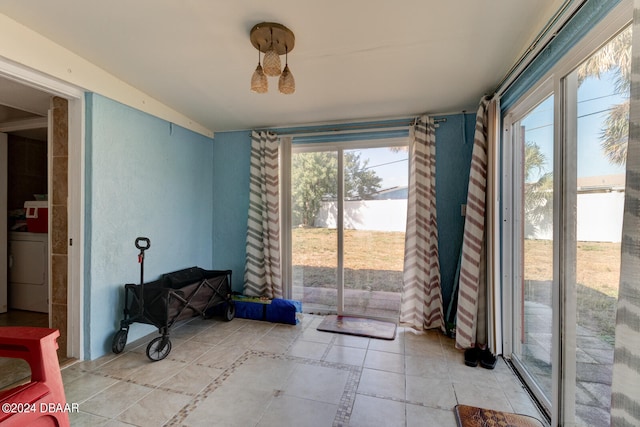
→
(111, 237, 236, 361)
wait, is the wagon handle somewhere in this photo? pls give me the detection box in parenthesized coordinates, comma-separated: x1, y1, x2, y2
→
(135, 237, 151, 251)
(134, 237, 150, 312)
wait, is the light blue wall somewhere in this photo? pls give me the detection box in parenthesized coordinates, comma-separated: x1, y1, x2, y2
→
(209, 115, 475, 311)
(211, 131, 252, 291)
(84, 93, 214, 359)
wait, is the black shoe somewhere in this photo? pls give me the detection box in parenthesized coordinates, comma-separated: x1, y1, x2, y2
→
(480, 348, 497, 369)
(464, 347, 480, 367)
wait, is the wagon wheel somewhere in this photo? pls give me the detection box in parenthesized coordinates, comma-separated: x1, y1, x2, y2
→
(224, 301, 235, 321)
(111, 329, 128, 354)
(146, 336, 172, 361)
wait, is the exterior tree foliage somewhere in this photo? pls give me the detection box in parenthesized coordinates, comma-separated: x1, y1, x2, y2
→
(577, 26, 631, 167)
(292, 151, 382, 227)
(525, 26, 631, 236)
(524, 141, 553, 237)
(343, 152, 382, 201)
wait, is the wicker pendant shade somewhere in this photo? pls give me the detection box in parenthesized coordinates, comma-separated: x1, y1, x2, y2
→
(278, 48, 295, 94)
(250, 47, 268, 93)
(263, 47, 282, 77)
(251, 63, 268, 93)
(249, 22, 295, 94)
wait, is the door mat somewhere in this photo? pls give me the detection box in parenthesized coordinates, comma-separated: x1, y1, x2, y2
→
(454, 404, 545, 427)
(316, 315, 397, 340)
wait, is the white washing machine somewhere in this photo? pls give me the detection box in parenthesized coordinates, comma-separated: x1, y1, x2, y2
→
(8, 232, 49, 313)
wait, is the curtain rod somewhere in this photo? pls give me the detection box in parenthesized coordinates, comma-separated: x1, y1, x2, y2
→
(494, 0, 584, 96)
(258, 117, 448, 136)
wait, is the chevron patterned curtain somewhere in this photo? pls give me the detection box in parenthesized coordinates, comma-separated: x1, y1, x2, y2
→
(610, 4, 640, 424)
(400, 115, 444, 331)
(454, 96, 497, 350)
(244, 131, 282, 298)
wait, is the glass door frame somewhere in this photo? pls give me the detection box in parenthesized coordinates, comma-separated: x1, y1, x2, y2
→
(501, 3, 632, 424)
(503, 77, 598, 425)
(502, 78, 559, 418)
(281, 136, 409, 318)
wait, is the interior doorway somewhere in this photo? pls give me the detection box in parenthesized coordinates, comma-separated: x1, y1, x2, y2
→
(0, 76, 73, 361)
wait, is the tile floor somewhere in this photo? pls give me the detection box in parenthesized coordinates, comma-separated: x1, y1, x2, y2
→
(57, 314, 544, 426)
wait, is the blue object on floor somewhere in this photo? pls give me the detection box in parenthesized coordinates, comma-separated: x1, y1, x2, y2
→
(234, 300, 267, 321)
(233, 297, 302, 324)
(266, 298, 302, 325)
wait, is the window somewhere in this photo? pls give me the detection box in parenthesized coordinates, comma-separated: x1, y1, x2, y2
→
(288, 138, 409, 320)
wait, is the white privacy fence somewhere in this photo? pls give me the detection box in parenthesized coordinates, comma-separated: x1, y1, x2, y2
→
(526, 190, 625, 242)
(314, 200, 408, 232)
(316, 190, 624, 242)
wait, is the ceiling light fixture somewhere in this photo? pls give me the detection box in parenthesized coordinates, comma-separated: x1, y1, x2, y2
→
(250, 43, 268, 93)
(250, 22, 295, 94)
(278, 47, 295, 94)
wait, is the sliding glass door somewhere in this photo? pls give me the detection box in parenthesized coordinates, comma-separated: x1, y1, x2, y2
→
(505, 20, 630, 426)
(290, 141, 408, 319)
(342, 147, 407, 318)
(563, 25, 629, 426)
(509, 92, 556, 409)
(291, 150, 339, 313)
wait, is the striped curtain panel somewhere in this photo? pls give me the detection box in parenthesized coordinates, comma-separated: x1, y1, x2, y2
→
(610, 3, 640, 424)
(400, 115, 444, 331)
(455, 96, 494, 350)
(244, 131, 282, 298)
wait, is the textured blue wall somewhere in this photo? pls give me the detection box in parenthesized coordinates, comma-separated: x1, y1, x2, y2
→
(209, 114, 475, 311)
(211, 131, 252, 291)
(84, 93, 214, 359)
(435, 113, 476, 309)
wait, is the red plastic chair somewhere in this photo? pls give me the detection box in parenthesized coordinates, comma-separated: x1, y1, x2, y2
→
(0, 327, 70, 427)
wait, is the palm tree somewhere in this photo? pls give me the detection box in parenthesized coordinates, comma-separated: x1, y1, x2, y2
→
(600, 101, 629, 166)
(576, 26, 631, 167)
(524, 141, 553, 236)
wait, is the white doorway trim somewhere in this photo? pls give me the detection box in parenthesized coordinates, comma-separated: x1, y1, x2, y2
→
(0, 58, 85, 360)
(0, 133, 7, 314)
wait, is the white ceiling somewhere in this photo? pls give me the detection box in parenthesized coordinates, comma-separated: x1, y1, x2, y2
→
(0, 0, 566, 133)
(0, 75, 50, 140)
